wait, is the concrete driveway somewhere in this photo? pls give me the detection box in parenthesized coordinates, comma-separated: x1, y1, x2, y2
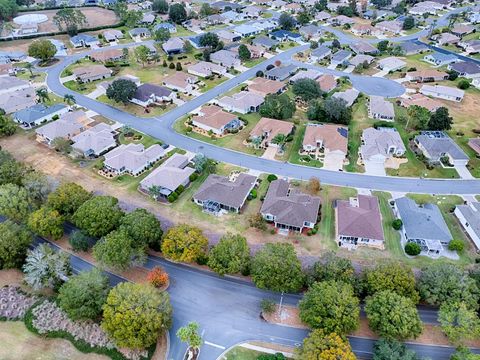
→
(455, 165, 474, 179)
(364, 159, 386, 176)
(324, 152, 345, 171)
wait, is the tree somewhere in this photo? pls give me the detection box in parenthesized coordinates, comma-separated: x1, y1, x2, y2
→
(307, 99, 326, 121)
(161, 224, 208, 263)
(417, 263, 480, 309)
(362, 261, 419, 303)
(377, 40, 390, 52)
(296, 329, 356, 360)
(177, 322, 203, 357)
(0, 151, 26, 186)
(439, 301, 480, 345)
(259, 93, 296, 120)
(0, 220, 32, 269)
(451, 347, 480, 360)
(306, 177, 321, 194)
(199, 3, 213, 18)
(72, 196, 124, 238)
(299, 280, 360, 335)
(122, 10, 142, 27)
(168, 3, 187, 24)
(315, 0, 328, 11)
(207, 233, 250, 276)
(176, 62, 182, 71)
(146, 266, 169, 288)
(391, 218, 403, 230)
(365, 290, 422, 340)
(428, 106, 453, 131)
(0, 183, 32, 222)
(338, 6, 354, 17)
(134, 45, 150, 67)
(323, 97, 352, 125)
(278, 13, 295, 30)
(407, 105, 430, 130)
(292, 78, 323, 102)
(309, 252, 356, 287)
(154, 27, 170, 43)
(53, 8, 87, 35)
(373, 339, 422, 360)
(296, 11, 312, 25)
(106, 79, 138, 104)
(36, 87, 50, 103)
(93, 229, 144, 270)
(28, 206, 64, 240)
(371, 0, 392, 8)
(448, 239, 464, 252)
(332, 39, 341, 50)
(152, 0, 168, 14)
(404, 242, 421, 256)
(249, 213, 267, 230)
(238, 44, 251, 61)
(51, 137, 72, 154)
(199, 32, 220, 49)
(0, 114, 16, 137)
(102, 282, 172, 349)
(58, 269, 109, 321)
(23, 244, 71, 291)
(403, 16, 415, 30)
(28, 39, 56, 63)
(251, 243, 304, 293)
(46, 182, 92, 218)
(119, 208, 163, 251)
(458, 79, 470, 90)
(69, 230, 91, 252)
(0, 0, 18, 21)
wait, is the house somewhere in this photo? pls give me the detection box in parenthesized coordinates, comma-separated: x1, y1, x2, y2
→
(458, 40, 480, 54)
(349, 54, 375, 67)
(415, 131, 469, 165)
(252, 35, 278, 50)
(448, 62, 480, 79)
(375, 20, 403, 34)
(162, 38, 185, 55)
(299, 25, 322, 40)
(377, 57, 406, 72)
(329, 15, 356, 26)
(271, 30, 302, 43)
(260, 179, 321, 233)
(272, 0, 287, 8)
(331, 50, 352, 66)
(210, 49, 240, 68)
(13, 104, 69, 128)
(316, 74, 337, 92)
(420, 84, 464, 102)
(103, 29, 124, 42)
(193, 173, 257, 214)
(188, 61, 226, 77)
(217, 30, 241, 43)
(47, 39, 68, 56)
(191, 105, 241, 135)
(0, 87, 36, 114)
(455, 202, 480, 250)
(315, 11, 331, 22)
(289, 69, 321, 83)
(332, 88, 360, 107)
(310, 45, 332, 62)
(249, 117, 294, 148)
(405, 69, 448, 82)
(468, 138, 480, 155)
(0, 51, 26, 63)
(243, 5, 262, 18)
(399, 41, 430, 55)
(231, 44, 264, 59)
(336, 195, 384, 249)
(400, 93, 443, 112)
(0, 76, 33, 95)
(140, 12, 156, 25)
(395, 196, 452, 255)
(89, 48, 124, 63)
(222, 10, 244, 23)
(35, 111, 91, 146)
(283, 2, 302, 13)
(451, 24, 476, 37)
(100, 74, 141, 91)
(139, 153, 195, 197)
(349, 42, 379, 55)
(73, 65, 112, 83)
(206, 14, 226, 26)
(423, 52, 458, 66)
(71, 123, 117, 157)
(368, 96, 395, 121)
(251, 20, 277, 32)
(162, 72, 197, 94)
(217, 91, 264, 114)
(183, 19, 203, 33)
(351, 24, 376, 36)
(432, 32, 460, 46)
(103, 143, 165, 176)
(248, 78, 286, 97)
(233, 24, 261, 38)
(360, 127, 406, 166)
(265, 64, 298, 81)
(131, 83, 175, 107)
(153, 22, 176, 33)
(302, 123, 348, 170)
(128, 28, 151, 39)
(0, 63, 15, 77)
(70, 34, 99, 48)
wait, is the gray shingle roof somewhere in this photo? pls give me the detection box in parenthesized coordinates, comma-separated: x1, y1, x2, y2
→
(415, 133, 469, 161)
(14, 104, 67, 125)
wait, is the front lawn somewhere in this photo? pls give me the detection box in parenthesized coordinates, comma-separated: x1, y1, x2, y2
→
(288, 123, 323, 168)
(63, 80, 99, 95)
(243, 57, 266, 68)
(97, 95, 175, 117)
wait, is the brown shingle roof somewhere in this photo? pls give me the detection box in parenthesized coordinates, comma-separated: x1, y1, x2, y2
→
(248, 78, 285, 96)
(468, 138, 480, 155)
(192, 105, 238, 130)
(303, 124, 348, 153)
(90, 48, 123, 62)
(250, 117, 294, 143)
(316, 74, 337, 92)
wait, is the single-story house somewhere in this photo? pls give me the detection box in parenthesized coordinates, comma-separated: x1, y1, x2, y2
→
(210, 49, 240, 68)
(0, 86, 36, 114)
(329, 15, 356, 26)
(13, 104, 69, 128)
(265, 64, 298, 81)
(310, 45, 332, 62)
(349, 54, 375, 67)
(217, 30, 241, 43)
(415, 131, 469, 165)
(103, 29, 124, 42)
(191, 105, 241, 135)
(252, 36, 278, 50)
(128, 28, 151, 39)
(71, 123, 117, 157)
(233, 24, 261, 38)
(336, 195, 385, 249)
(317, 74, 337, 92)
(331, 50, 352, 66)
(35, 110, 91, 146)
(400, 93, 443, 112)
(332, 88, 360, 107)
(468, 138, 480, 155)
(399, 41, 430, 55)
(161, 37, 184, 55)
(131, 83, 175, 107)
(299, 24, 322, 40)
(420, 84, 464, 102)
(270, 30, 302, 42)
(188, 61, 227, 77)
(260, 179, 321, 233)
(153, 22, 176, 33)
(368, 96, 395, 121)
(405, 69, 448, 82)
(248, 78, 286, 97)
(89, 48, 124, 63)
(289, 69, 321, 83)
(360, 127, 406, 165)
(423, 52, 458, 66)
(73, 65, 112, 83)
(448, 61, 480, 79)
(451, 24, 476, 37)
(375, 20, 402, 34)
(217, 91, 264, 114)
(70, 34, 99, 48)
(162, 72, 198, 94)
(432, 32, 460, 46)
(103, 143, 165, 176)
(249, 117, 294, 148)
(377, 56, 406, 72)
(315, 11, 331, 22)
(455, 202, 480, 250)
(458, 40, 480, 54)
(193, 173, 257, 214)
(349, 42, 379, 55)
(140, 12, 156, 25)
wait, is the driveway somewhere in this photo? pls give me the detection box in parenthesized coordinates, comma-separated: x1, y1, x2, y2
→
(86, 87, 105, 99)
(324, 152, 345, 171)
(455, 165, 474, 179)
(261, 146, 277, 160)
(364, 159, 386, 176)
(372, 70, 388, 77)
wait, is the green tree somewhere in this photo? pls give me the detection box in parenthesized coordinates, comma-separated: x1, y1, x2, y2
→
(238, 44, 251, 61)
(417, 263, 480, 309)
(58, 269, 109, 321)
(296, 329, 356, 360)
(323, 97, 352, 125)
(23, 244, 71, 291)
(72, 195, 124, 238)
(152, 0, 168, 14)
(0, 151, 26, 185)
(0, 114, 16, 137)
(362, 261, 419, 303)
(46, 182, 92, 218)
(0, 183, 32, 222)
(0, 220, 32, 269)
(451, 347, 480, 360)
(102, 282, 172, 349)
(428, 107, 453, 131)
(448, 239, 464, 252)
(278, 13, 295, 30)
(439, 301, 480, 345)
(405, 242, 421, 256)
(377, 40, 390, 52)
(207, 233, 250, 276)
(36, 87, 50, 103)
(0, 0, 18, 21)
(308, 252, 356, 287)
(134, 45, 151, 67)
(51, 137, 72, 154)
(403, 16, 415, 30)
(296, 11, 312, 25)
(28, 39, 56, 63)
(251, 243, 304, 293)
(458, 79, 470, 90)
(299, 280, 360, 335)
(161, 224, 209, 263)
(69, 230, 91, 252)
(199, 3, 213, 18)
(177, 322, 203, 358)
(365, 290, 422, 340)
(119, 208, 163, 251)
(53, 7, 87, 35)
(373, 339, 421, 360)
(292, 78, 323, 102)
(199, 32, 220, 49)
(371, 0, 392, 8)
(28, 206, 64, 240)
(63, 94, 76, 105)
(106, 79, 138, 104)
(259, 93, 296, 120)
(407, 105, 430, 130)
(168, 3, 187, 24)
(154, 27, 170, 43)
(307, 99, 327, 121)
(93, 229, 144, 270)
(123, 10, 142, 27)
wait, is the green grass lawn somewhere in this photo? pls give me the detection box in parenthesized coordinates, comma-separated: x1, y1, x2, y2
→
(97, 95, 175, 117)
(223, 345, 292, 360)
(16, 71, 46, 82)
(199, 75, 228, 92)
(63, 80, 99, 95)
(345, 96, 370, 173)
(243, 57, 266, 68)
(288, 123, 323, 168)
(118, 129, 162, 148)
(174, 25, 195, 37)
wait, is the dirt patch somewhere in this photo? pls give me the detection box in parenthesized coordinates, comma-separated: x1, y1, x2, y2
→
(262, 305, 308, 329)
(0, 34, 72, 53)
(0, 269, 24, 288)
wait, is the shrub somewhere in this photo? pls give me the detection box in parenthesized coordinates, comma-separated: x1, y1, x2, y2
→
(176, 185, 185, 194)
(392, 219, 403, 230)
(267, 174, 278, 182)
(261, 299, 276, 314)
(146, 266, 169, 288)
(249, 189, 257, 199)
(189, 173, 198, 182)
(448, 239, 464, 252)
(405, 242, 421, 256)
(256, 70, 264, 77)
(69, 230, 91, 252)
(458, 79, 470, 90)
(52, 114, 60, 120)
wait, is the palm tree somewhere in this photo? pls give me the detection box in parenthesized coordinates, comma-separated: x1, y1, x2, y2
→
(63, 94, 76, 105)
(36, 88, 50, 103)
(24, 62, 34, 78)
